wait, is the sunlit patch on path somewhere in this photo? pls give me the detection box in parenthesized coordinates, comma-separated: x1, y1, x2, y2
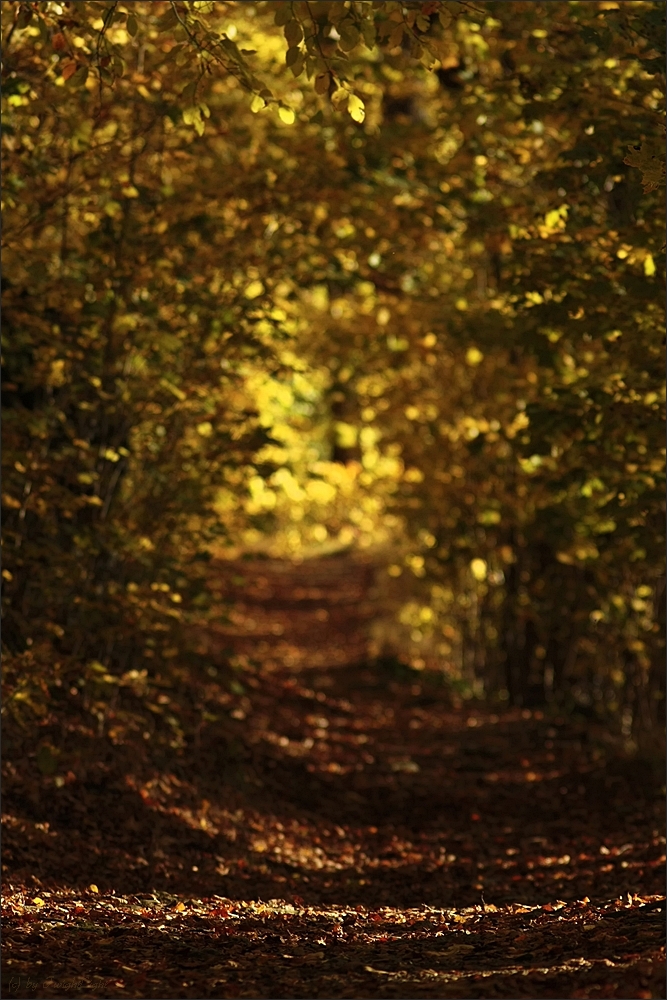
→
(2, 888, 664, 998)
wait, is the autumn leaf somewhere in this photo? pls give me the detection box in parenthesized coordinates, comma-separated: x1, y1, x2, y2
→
(624, 139, 666, 194)
(315, 73, 331, 95)
(347, 94, 365, 123)
(61, 61, 78, 82)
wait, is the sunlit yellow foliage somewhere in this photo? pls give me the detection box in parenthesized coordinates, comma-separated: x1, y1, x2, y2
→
(1, 0, 663, 735)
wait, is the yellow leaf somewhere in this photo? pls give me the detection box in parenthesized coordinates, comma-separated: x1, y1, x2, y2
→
(33, 897, 46, 907)
(159, 378, 186, 401)
(174, 901, 186, 912)
(183, 107, 205, 135)
(196, 421, 213, 437)
(250, 94, 266, 113)
(404, 467, 424, 482)
(466, 347, 484, 366)
(89, 884, 99, 893)
(348, 94, 365, 123)
(244, 280, 264, 299)
(306, 480, 336, 504)
(470, 558, 487, 581)
(331, 88, 349, 108)
(48, 359, 67, 387)
(278, 107, 295, 125)
(543, 204, 568, 232)
(644, 254, 656, 277)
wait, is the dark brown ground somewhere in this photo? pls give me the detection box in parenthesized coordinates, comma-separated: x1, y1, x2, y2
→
(2, 656, 665, 999)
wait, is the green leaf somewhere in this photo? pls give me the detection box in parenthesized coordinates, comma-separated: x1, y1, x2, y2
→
(127, 14, 138, 37)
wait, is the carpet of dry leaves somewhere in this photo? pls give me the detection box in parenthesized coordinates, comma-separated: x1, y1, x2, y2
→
(3, 654, 665, 999)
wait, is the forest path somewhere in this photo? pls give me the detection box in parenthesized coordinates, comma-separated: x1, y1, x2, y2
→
(3, 661, 665, 998)
(190, 551, 387, 671)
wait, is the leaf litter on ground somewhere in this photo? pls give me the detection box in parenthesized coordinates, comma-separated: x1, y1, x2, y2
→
(2, 660, 665, 998)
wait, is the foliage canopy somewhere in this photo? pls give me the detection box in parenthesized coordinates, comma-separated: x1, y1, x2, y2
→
(2, 1, 664, 745)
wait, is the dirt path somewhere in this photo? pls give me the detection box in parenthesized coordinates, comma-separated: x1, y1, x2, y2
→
(3, 663, 665, 998)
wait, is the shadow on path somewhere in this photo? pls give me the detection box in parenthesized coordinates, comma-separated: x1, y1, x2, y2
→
(3, 658, 665, 998)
